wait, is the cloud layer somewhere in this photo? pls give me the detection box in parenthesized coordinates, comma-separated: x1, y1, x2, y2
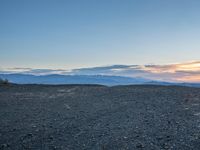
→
(1, 61, 200, 83)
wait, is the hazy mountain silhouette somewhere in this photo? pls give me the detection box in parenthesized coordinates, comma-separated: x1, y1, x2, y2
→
(1, 73, 200, 87)
(0, 74, 150, 86)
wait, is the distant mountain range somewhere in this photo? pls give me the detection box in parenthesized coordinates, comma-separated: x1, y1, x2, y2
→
(0, 73, 200, 87)
(0, 74, 150, 86)
(1, 62, 200, 84)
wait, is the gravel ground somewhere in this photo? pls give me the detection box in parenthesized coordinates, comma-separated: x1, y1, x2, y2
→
(0, 84, 200, 150)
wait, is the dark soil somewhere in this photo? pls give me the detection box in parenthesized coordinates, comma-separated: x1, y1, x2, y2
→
(0, 84, 200, 150)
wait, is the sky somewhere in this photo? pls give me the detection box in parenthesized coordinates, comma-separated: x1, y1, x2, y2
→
(0, 0, 200, 82)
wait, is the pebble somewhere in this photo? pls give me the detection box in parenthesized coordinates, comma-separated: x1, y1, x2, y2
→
(49, 135, 54, 140)
(1, 144, 9, 148)
(27, 133, 33, 137)
(35, 128, 40, 132)
(12, 128, 17, 131)
(32, 125, 37, 128)
(136, 143, 144, 148)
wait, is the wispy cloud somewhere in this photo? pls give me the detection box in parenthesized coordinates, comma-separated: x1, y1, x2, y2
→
(1, 61, 200, 83)
(0, 68, 68, 75)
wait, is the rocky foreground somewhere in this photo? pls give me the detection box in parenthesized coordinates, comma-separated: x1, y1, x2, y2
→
(0, 84, 200, 150)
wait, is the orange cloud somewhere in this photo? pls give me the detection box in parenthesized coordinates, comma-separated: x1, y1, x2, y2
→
(138, 61, 200, 82)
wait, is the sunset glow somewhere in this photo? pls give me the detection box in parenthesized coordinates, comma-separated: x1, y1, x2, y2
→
(1, 1, 200, 84)
(1, 61, 200, 83)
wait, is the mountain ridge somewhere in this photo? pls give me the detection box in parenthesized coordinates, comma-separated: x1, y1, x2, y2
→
(0, 73, 149, 86)
(1, 73, 200, 87)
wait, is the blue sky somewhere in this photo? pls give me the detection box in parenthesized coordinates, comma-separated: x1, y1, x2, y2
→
(1, 0, 200, 69)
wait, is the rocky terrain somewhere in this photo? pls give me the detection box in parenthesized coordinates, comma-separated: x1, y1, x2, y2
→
(0, 84, 200, 150)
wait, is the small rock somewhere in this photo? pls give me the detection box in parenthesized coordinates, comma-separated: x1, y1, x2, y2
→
(135, 135, 140, 138)
(163, 143, 169, 149)
(27, 133, 33, 137)
(49, 135, 54, 140)
(156, 136, 163, 140)
(32, 125, 37, 128)
(12, 128, 17, 131)
(136, 143, 144, 148)
(1, 144, 9, 148)
(166, 135, 171, 141)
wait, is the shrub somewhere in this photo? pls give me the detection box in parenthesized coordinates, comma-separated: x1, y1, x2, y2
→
(0, 78, 9, 85)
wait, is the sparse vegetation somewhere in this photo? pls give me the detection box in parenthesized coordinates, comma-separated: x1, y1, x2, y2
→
(0, 78, 9, 85)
